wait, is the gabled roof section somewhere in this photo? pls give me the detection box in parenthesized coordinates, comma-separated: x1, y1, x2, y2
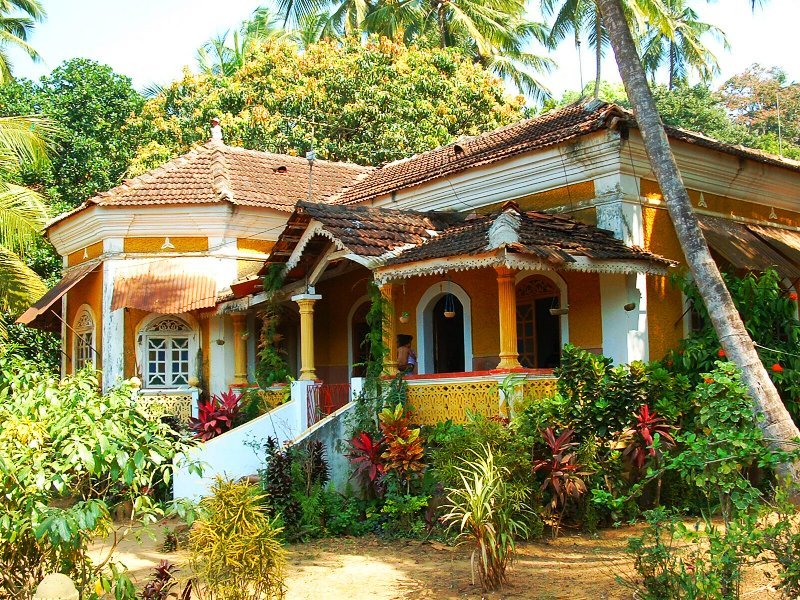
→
(263, 201, 458, 275)
(336, 100, 800, 206)
(382, 202, 671, 268)
(337, 102, 623, 205)
(48, 142, 372, 229)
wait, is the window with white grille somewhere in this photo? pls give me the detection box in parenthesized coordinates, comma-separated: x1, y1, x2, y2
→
(73, 306, 96, 373)
(141, 316, 194, 388)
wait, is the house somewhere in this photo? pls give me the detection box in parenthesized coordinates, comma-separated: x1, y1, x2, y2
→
(19, 100, 800, 430)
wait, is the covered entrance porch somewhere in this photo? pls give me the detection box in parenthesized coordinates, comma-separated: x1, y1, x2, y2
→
(256, 200, 673, 425)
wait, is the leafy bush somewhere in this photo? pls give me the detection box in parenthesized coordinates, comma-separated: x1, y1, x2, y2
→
(442, 446, 530, 591)
(189, 389, 242, 440)
(0, 353, 199, 598)
(346, 431, 385, 498)
(379, 403, 426, 485)
(189, 478, 286, 599)
(668, 268, 800, 418)
(532, 428, 588, 537)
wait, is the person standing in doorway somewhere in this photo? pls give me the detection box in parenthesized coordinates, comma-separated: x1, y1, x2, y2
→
(397, 334, 417, 374)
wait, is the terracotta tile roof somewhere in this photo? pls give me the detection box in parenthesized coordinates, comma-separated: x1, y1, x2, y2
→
(336, 102, 625, 205)
(266, 201, 671, 281)
(336, 100, 800, 205)
(295, 201, 458, 257)
(383, 203, 671, 268)
(48, 142, 371, 229)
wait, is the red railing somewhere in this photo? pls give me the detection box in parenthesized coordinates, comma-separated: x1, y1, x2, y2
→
(307, 383, 351, 426)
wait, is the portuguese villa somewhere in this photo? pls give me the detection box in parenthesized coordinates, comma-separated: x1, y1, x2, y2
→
(19, 100, 800, 496)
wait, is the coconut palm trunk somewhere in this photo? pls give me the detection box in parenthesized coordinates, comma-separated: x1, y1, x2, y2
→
(593, 11, 602, 98)
(596, 0, 800, 487)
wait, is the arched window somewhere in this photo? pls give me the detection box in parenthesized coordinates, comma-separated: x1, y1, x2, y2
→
(73, 305, 96, 373)
(140, 315, 196, 389)
(516, 275, 561, 368)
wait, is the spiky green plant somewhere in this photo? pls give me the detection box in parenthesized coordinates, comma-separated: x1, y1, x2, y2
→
(442, 446, 530, 591)
(189, 478, 287, 599)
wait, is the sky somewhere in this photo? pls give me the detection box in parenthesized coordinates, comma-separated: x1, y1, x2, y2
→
(8, 0, 800, 99)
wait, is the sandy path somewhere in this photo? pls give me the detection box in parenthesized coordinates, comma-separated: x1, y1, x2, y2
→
(94, 522, 780, 599)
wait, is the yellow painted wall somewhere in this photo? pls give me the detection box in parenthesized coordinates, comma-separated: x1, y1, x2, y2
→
(310, 266, 605, 378)
(123, 237, 208, 253)
(641, 203, 687, 360)
(67, 241, 103, 266)
(65, 269, 103, 374)
(560, 271, 603, 351)
(238, 239, 274, 254)
(640, 179, 800, 228)
(123, 308, 149, 378)
(477, 181, 596, 215)
(314, 267, 372, 383)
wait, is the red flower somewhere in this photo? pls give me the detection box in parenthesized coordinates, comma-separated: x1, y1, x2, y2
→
(790, 292, 798, 301)
(772, 363, 784, 373)
(717, 349, 726, 358)
(704, 377, 714, 384)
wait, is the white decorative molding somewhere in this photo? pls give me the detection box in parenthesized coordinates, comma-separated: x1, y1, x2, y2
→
(375, 251, 670, 285)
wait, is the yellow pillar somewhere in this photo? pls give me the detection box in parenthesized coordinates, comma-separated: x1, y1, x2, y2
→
(292, 293, 322, 381)
(380, 283, 398, 376)
(495, 266, 521, 370)
(231, 314, 248, 386)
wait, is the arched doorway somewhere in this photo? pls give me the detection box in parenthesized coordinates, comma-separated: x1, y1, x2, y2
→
(432, 295, 465, 373)
(417, 282, 473, 374)
(516, 275, 561, 368)
(349, 300, 371, 377)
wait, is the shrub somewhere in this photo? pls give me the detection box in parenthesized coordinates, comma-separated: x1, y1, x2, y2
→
(189, 478, 286, 600)
(346, 431, 385, 498)
(379, 403, 426, 487)
(0, 353, 198, 597)
(532, 427, 588, 537)
(442, 446, 530, 591)
(189, 390, 242, 441)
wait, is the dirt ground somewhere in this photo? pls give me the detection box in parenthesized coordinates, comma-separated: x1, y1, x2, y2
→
(96, 522, 781, 599)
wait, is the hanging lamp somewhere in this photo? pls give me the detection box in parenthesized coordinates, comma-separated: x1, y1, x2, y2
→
(443, 278, 456, 319)
(399, 283, 410, 323)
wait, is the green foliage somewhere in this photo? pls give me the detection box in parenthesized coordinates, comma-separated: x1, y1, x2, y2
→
(0, 353, 199, 598)
(189, 478, 286, 600)
(556, 344, 690, 442)
(442, 446, 531, 591)
(380, 493, 430, 537)
(667, 269, 800, 417)
(0, 58, 145, 211)
(256, 265, 291, 388)
(128, 37, 523, 171)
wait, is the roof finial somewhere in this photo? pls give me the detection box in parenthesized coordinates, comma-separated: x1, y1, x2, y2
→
(210, 116, 223, 144)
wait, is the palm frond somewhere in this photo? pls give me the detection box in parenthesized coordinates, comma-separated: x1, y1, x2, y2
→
(0, 182, 47, 254)
(0, 115, 57, 174)
(0, 242, 46, 316)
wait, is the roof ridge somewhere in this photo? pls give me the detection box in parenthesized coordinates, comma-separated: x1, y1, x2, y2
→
(209, 142, 233, 202)
(220, 143, 371, 170)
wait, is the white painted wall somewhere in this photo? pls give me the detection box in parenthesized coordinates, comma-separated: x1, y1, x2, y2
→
(101, 257, 125, 391)
(600, 273, 648, 364)
(173, 380, 318, 500)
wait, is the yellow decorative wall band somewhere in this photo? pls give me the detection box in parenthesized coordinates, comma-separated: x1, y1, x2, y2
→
(123, 237, 208, 253)
(407, 380, 499, 425)
(522, 378, 559, 402)
(67, 241, 103, 266)
(137, 393, 194, 423)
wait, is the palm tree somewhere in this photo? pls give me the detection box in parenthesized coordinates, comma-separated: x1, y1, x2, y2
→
(0, 115, 55, 342)
(543, 0, 607, 98)
(595, 0, 800, 488)
(0, 0, 45, 83)
(197, 6, 290, 76)
(639, 0, 727, 89)
(279, 0, 554, 100)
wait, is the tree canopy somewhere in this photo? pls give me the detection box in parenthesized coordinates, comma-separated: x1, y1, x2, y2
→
(0, 58, 144, 211)
(129, 37, 525, 171)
